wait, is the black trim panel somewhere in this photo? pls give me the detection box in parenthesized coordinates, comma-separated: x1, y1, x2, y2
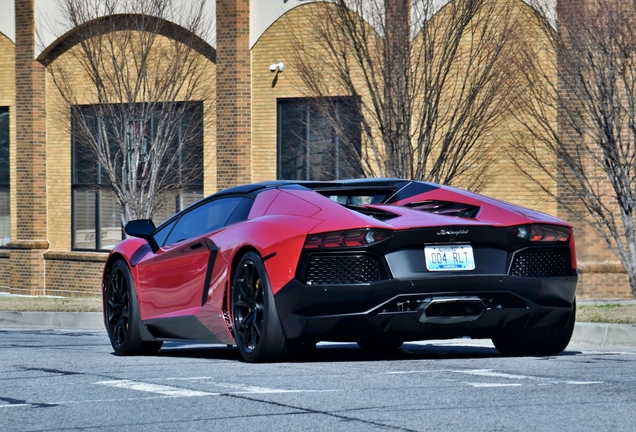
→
(202, 240, 218, 306)
(142, 315, 225, 344)
(274, 274, 577, 341)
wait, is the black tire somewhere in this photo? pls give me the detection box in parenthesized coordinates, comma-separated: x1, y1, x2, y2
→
(357, 338, 404, 352)
(103, 260, 144, 356)
(492, 301, 576, 356)
(231, 252, 287, 363)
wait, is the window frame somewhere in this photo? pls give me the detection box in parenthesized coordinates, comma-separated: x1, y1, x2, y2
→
(154, 196, 254, 249)
(0, 107, 9, 248)
(276, 96, 362, 182)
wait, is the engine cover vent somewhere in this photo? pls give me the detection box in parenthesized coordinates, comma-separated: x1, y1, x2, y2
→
(404, 200, 480, 218)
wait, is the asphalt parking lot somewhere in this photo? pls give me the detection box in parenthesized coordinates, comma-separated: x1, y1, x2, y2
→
(0, 307, 635, 348)
(2, 327, 636, 431)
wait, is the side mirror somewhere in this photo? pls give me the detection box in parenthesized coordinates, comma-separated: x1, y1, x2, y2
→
(124, 219, 159, 252)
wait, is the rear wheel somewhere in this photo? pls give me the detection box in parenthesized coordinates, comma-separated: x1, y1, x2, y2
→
(103, 260, 145, 356)
(231, 252, 286, 363)
(492, 301, 576, 356)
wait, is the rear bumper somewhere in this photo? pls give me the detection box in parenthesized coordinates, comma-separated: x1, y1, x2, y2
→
(274, 274, 577, 341)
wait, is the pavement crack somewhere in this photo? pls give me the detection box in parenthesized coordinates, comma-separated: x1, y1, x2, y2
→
(17, 367, 81, 376)
(0, 396, 58, 408)
(221, 392, 420, 432)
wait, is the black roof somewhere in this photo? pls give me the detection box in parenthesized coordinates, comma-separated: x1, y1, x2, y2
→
(214, 178, 440, 203)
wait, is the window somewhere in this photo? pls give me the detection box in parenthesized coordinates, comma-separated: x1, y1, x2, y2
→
(0, 107, 8, 247)
(277, 97, 362, 181)
(162, 197, 247, 247)
(153, 197, 253, 248)
(72, 102, 204, 251)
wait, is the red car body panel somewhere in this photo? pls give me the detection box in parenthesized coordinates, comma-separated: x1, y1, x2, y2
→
(136, 237, 211, 318)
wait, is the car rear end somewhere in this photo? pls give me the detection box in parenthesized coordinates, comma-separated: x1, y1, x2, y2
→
(272, 184, 577, 349)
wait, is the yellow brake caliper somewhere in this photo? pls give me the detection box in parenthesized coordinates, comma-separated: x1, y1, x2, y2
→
(250, 278, 260, 313)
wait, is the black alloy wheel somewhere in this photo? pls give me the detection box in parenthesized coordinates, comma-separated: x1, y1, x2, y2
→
(104, 260, 145, 355)
(231, 252, 286, 363)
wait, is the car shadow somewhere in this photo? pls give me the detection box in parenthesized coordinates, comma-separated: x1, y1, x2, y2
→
(152, 341, 583, 362)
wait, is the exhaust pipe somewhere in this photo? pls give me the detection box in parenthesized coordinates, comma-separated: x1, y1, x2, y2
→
(418, 296, 485, 324)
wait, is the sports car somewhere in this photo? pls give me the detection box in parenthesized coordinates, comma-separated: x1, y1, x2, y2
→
(102, 179, 577, 362)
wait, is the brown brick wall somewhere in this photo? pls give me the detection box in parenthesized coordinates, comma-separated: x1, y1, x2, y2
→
(44, 252, 106, 297)
(577, 262, 632, 299)
(0, 30, 16, 291)
(216, 0, 252, 190)
(46, 73, 72, 251)
(0, 33, 15, 123)
(252, 1, 557, 211)
(41, 30, 217, 295)
(439, 0, 558, 212)
(8, 245, 47, 296)
(0, 32, 16, 251)
(252, 2, 396, 180)
(0, 251, 9, 291)
(554, 0, 633, 297)
(251, 4, 316, 182)
(1, 0, 632, 300)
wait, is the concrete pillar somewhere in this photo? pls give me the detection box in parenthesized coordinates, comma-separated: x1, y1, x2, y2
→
(10, 0, 49, 295)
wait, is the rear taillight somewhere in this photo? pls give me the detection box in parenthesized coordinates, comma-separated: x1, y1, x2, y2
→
(303, 229, 392, 250)
(569, 233, 577, 270)
(507, 224, 570, 242)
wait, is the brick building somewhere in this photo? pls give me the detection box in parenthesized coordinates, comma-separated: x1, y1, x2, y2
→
(0, 0, 630, 298)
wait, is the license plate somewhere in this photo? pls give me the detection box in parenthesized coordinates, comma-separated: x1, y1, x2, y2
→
(425, 245, 475, 271)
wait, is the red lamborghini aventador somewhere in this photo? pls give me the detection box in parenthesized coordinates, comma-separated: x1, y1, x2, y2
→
(102, 179, 577, 362)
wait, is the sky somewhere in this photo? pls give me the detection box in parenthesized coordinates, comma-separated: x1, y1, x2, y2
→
(0, 0, 309, 53)
(0, 0, 556, 54)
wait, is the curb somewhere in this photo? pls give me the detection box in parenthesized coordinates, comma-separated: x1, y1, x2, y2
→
(571, 322, 636, 347)
(0, 312, 103, 329)
(0, 312, 634, 349)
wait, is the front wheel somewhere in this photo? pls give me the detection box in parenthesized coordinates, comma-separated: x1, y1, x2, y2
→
(492, 301, 576, 356)
(103, 260, 144, 356)
(231, 252, 286, 363)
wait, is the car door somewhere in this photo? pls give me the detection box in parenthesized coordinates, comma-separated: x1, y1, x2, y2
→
(136, 197, 245, 319)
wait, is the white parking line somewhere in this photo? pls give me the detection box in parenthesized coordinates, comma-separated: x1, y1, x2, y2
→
(95, 378, 341, 397)
(96, 380, 219, 397)
(384, 369, 605, 388)
(455, 369, 541, 380)
(212, 382, 340, 394)
(0, 404, 31, 409)
(464, 383, 523, 388)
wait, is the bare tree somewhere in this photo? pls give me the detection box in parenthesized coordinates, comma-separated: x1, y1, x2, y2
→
(512, 0, 636, 297)
(46, 0, 215, 223)
(285, 0, 525, 191)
